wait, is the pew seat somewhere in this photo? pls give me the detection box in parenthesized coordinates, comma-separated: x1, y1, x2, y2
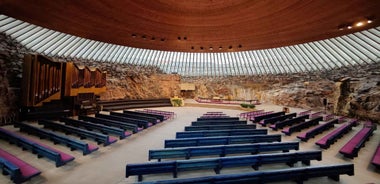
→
(0, 127, 75, 167)
(165, 134, 281, 148)
(371, 143, 380, 169)
(184, 124, 256, 131)
(0, 148, 41, 183)
(149, 142, 299, 161)
(339, 122, 376, 158)
(138, 164, 354, 184)
(315, 120, 357, 149)
(297, 119, 338, 142)
(78, 115, 141, 133)
(14, 122, 98, 155)
(281, 117, 322, 136)
(269, 114, 309, 131)
(176, 129, 267, 138)
(127, 150, 322, 181)
(38, 120, 118, 146)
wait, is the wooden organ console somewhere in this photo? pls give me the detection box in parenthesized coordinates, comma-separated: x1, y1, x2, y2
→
(21, 54, 106, 119)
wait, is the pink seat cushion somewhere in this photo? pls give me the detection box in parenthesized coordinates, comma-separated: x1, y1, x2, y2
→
(108, 136, 118, 143)
(372, 145, 380, 165)
(137, 127, 144, 131)
(282, 127, 290, 133)
(124, 131, 132, 137)
(340, 127, 371, 154)
(0, 149, 41, 177)
(36, 143, 75, 162)
(87, 144, 99, 152)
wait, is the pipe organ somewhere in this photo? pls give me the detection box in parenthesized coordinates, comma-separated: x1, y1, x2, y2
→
(21, 54, 106, 116)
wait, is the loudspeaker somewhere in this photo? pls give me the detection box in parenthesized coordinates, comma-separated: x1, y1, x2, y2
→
(323, 98, 328, 106)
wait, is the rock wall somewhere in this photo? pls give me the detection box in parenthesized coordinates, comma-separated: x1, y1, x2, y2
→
(0, 32, 379, 124)
(0, 33, 31, 124)
(182, 63, 380, 123)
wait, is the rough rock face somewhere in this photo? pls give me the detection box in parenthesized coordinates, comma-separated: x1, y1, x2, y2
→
(182, 63, 380, 123)
(0, 33, 31, 124)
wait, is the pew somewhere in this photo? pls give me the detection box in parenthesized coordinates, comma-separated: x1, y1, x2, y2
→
(165, 134, 281, 148)
(269, 114, 309, 131)
(281, 117, 323, 136)
(59, 117, 132, 139)
(191, 120, 247, 126)
(78, 115, 141, 133)
(95, 113, 151, 128)
(139, 109, 175, 120)
(14, 122, 98, 155)
(371, 142, 380, 169)
(239, 110, 265, 119)
(123, 110, 164, 122)
(323, 114, 335, 121)
(0, 148, 41, 183)
(315, 120, 357, 149)
(252, 111, 285, 123)
(297, 119, 338, 142)
(298, 110, 311, 116)
(0, 127, 76, 166)
(99, 98, 172, 111)
(339, 122, 376, 158)
(138, 164, 354, 184)
(259, 113, 297, 127)
(149, 141, 299, 161)
(111, 111, 159, 124)
(38, 120, 117, 146)
(184, 124, 256, 131)
(126, 150, 322, 181)
(176, 129, 267, 138)
(196, 117, 239, 121)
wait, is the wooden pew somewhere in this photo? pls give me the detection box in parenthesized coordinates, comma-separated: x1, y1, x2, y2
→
(281, 117, 323, 136)
(149, 141, 299, 161)
(59, 117, 132, 139)
(14, 122, 98, 155)
(110, 111, 159, 125)
(196, 117, 239, 121)
(259, 113, 297, 127)
(176, 129, 267, 138)
(339, 122, 376, 158)
(123, 110, 164, 122)
(78, 115, 141, 133)
(95, 113, 151, 128)
(191, 120, 247, 126)
(297, 119, 338, 142)
(0, 127, 76, 167)
(0, 148, 41, 183)
(139, 109, 175, 120)
(252, 111, 285, 123)
(165, 134, 281, 148)
(138, 164, 354, 184)
(126, 150, 322, 181)
(371, 142, 380, 169)
(38, 120, 117, 146)
(184, 124, 256, 131)
(269, 114, 309, 131)
(315, 120, 357, 149)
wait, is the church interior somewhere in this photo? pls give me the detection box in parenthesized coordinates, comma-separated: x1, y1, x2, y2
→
(0, 1, 379, 183)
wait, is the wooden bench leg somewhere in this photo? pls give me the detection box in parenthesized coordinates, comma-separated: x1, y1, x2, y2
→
(328, 175, 340, 181)
(301, 160, 310, 165)
(252, 165, 259, 170)
(173, 170, 178, 178)
(138, 175, 143, 182)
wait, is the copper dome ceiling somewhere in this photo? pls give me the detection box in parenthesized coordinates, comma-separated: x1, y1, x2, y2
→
(0, 0, 379, 52)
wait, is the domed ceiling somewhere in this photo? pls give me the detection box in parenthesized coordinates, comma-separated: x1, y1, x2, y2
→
(0, 0, 379, 52)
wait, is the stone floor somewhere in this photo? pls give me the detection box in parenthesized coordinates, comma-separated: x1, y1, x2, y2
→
(0, 102, 379, 184)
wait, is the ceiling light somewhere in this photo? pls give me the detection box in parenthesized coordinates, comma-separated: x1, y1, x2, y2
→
(219, 46, 222, 50)
(347, 25, 352, 29)
(367, 20, 373, 24)
(355, 22, 364, 27)
(209, 47, 213, 50)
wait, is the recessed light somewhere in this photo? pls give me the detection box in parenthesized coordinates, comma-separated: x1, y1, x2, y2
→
(209, 47, 213, 50)
(367, 20, 373, 24)
(355, 22, 364, 27)
(347, 26, 352, 29)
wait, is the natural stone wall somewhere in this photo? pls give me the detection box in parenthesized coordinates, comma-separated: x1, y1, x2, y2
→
(0, 32, 378, 124)
(182, 63, 380, 123)
(0, 33, 31, 124)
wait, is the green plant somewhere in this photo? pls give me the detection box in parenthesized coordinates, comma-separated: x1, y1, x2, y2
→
(171, 98, 183, 107)
(240, 103, 255, 109)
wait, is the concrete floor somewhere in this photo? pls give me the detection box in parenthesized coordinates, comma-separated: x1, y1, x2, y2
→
(0, 102, 379, 184)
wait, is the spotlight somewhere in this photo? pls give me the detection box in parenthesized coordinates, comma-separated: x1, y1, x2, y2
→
(347, 25, 352, 29)
(355, 22, 364, 27)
